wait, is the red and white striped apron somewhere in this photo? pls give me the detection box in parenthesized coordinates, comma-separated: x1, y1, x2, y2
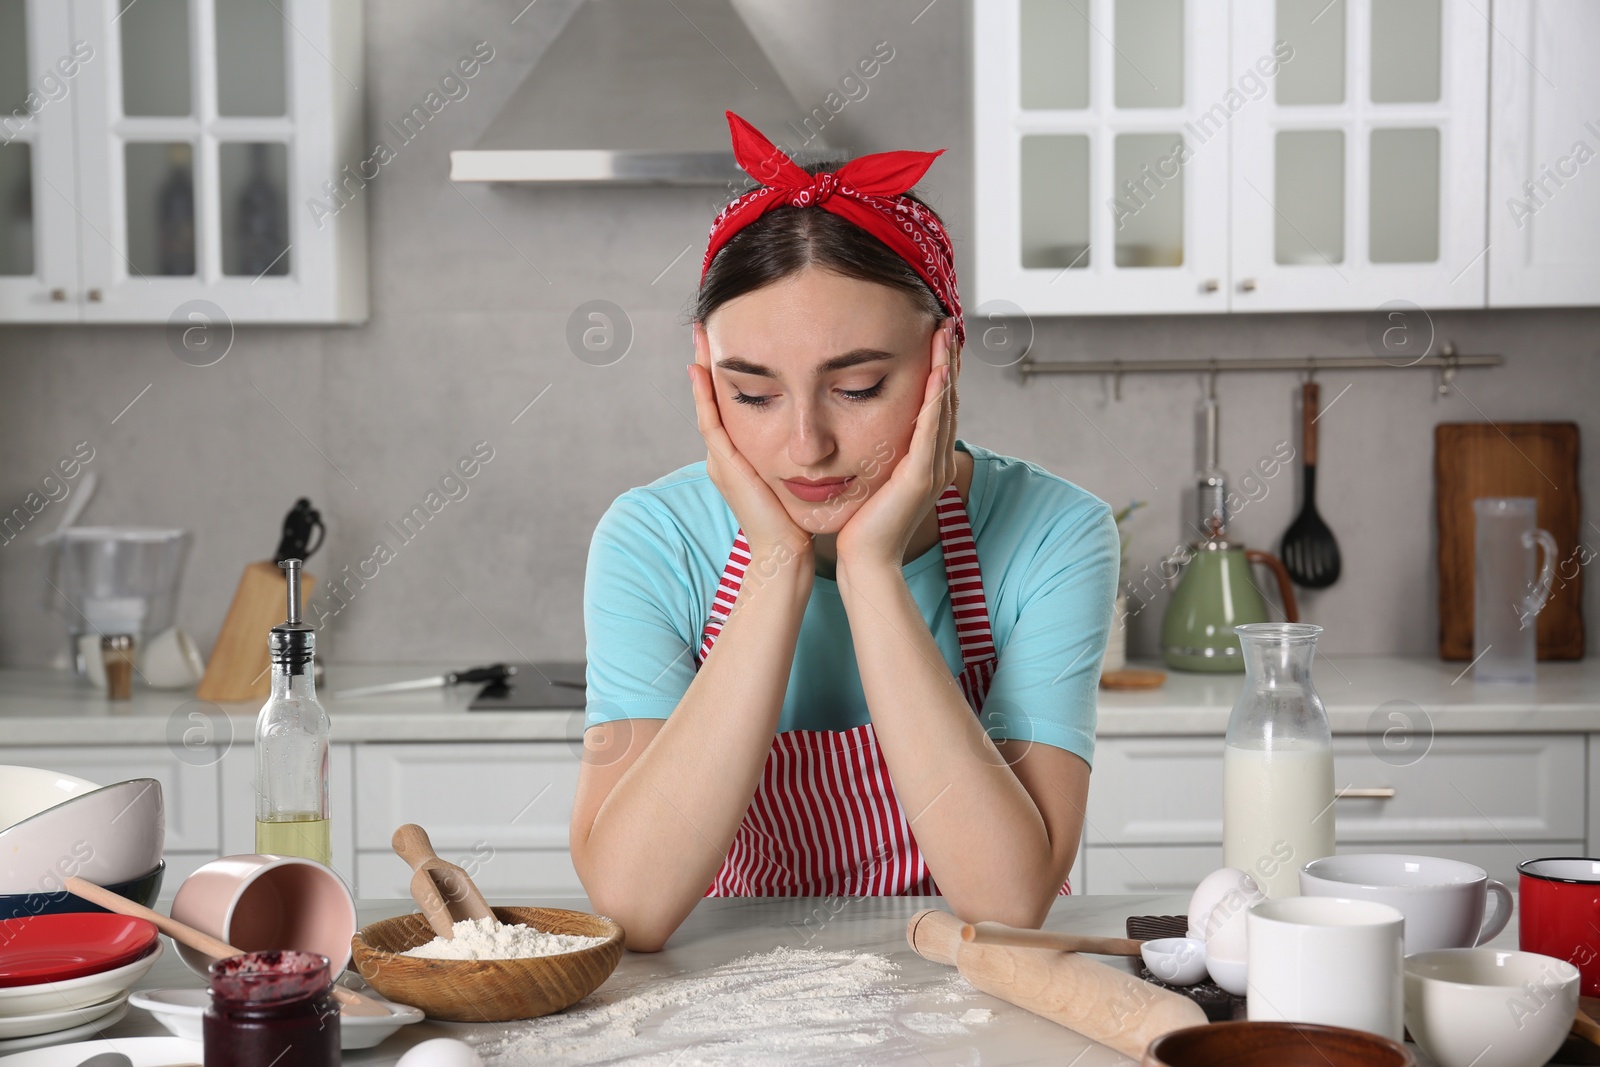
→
(697, 481, 1071, 898)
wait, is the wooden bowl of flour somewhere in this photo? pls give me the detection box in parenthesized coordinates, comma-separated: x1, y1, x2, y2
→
(350, 905, 625, 1021)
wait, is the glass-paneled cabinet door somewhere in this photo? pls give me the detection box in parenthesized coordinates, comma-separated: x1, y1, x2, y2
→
(1487, 0, 1600, 307)
(0, 1, 83, 321)
(68, 0, 366, 323)
(973, 0, 1231, 315)
(1230, 0, 1488, 310)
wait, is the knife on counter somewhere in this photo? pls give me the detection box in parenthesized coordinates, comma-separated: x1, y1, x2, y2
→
(334, 663, 518, 699)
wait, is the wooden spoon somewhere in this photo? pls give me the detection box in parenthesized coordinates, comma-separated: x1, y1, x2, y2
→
(64, 875, 391, 1018)
(392, 823, 494, 938)
(1573, 1003, 1600, 1047)
(961, 920, 1144, 956)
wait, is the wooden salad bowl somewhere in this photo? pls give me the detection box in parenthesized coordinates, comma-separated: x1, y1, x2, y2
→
(1143, 1021, 1415, 1067)
(350, 905, 625, 1022)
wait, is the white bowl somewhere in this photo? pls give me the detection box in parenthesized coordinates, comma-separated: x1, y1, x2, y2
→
(1405, 948, 1580, 1067)
(0, 940, 163, 1018)
(0, 766, 100, 830)
(131, 985, 424, 1050)
(0, 992, 128, 1039)
(0, 778, 164, 893)
(1204, 945, 1248, 995)
(1141, 937, 1209, 986)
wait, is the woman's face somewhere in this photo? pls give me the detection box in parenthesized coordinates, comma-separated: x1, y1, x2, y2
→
(702, 266, 943, 535)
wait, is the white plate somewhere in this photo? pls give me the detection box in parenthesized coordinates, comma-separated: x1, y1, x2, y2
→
(0, 1001, 131, 1055)
(130, 986, 423, 1051)
(0, 942, 163, 1018)
(0, 993, 127, 1039)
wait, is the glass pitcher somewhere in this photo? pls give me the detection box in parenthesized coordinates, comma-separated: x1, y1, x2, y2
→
(1473, 498, 1558, 684)
(1222, 623, 1334, 898)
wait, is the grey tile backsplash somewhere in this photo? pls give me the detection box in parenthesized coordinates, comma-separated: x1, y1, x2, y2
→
(1, 0, 1595, 667)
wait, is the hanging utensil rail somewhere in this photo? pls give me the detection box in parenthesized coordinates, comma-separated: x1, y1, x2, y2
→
(1017, 342, 1501, 397)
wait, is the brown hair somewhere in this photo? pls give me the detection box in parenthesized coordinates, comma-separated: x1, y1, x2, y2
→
(693, 160, 947, 330)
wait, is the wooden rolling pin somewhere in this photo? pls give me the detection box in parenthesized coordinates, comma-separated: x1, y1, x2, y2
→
(909, 909, 1205, 1060)
(65, 876, 390, 1017)
(962, 920, 1144, 956)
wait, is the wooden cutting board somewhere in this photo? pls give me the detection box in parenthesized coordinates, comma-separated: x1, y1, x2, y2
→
(1435, 422, 1584, 660)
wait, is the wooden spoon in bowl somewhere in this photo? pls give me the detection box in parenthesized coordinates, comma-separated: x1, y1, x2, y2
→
(63, 876, 391, 1017)
(392, 823, 494, 938)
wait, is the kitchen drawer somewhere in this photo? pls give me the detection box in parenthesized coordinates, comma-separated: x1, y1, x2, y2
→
(0, 744, 220, 854)
(1082, 840, 1583, 896)
(1085, 734, 1585, 846)
(354, 743, 579, 851)
(355, 848, 583, 899)
(1329, 734, 1584, 843)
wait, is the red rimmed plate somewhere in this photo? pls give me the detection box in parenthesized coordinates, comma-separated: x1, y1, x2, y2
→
(0, 913, 160, 987)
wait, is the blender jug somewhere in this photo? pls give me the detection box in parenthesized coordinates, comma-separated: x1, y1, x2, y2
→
(1472, 498, 1557, 684)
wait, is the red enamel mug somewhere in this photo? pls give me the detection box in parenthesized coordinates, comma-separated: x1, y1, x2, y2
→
(1518, 857, 1600, 997)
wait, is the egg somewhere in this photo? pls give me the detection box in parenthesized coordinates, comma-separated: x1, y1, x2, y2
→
(396, 1038, 485, 1067)
(1186, 866, 1265, 960)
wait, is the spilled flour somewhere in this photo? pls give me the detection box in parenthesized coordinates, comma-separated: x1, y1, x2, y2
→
(486, 946, 993, 1065)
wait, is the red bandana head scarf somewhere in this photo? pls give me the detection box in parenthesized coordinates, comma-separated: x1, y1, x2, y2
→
(700, 110, 965, 346)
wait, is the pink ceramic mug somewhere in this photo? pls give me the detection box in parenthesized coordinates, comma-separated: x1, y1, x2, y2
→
(170, 854, 357, 977)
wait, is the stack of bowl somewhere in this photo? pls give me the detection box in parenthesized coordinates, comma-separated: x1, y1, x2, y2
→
(0, 913, 166, 1052)
(0, 766, 166, 919)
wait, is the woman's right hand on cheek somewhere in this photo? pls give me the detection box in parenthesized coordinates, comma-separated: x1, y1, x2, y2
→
(687, 326, 814, 565)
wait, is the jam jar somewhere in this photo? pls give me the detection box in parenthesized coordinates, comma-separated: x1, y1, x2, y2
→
(204, 950, 339, 1067)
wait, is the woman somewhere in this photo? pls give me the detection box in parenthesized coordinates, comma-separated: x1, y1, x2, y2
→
(572, 112, 1120, 952)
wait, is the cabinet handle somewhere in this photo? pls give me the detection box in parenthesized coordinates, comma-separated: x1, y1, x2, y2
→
(1238, 278, 1258, 292)
(87, 289, 103, 302)
(50, 288, 67, 302)
(1202, 278, 1219, 293)
(1336, 787, 1397, 800)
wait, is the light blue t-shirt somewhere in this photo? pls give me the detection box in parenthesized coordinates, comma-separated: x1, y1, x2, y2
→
(582, 439, 1120, 767)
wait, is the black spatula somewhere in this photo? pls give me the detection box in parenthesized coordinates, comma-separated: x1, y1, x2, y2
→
(1281, 382, 1342, 588)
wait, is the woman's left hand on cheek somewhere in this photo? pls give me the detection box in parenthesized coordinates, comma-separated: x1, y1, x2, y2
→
(835, 321, 960, 573)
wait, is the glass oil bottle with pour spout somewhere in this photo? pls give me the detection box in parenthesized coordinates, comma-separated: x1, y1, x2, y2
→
(255, 559, 331, 864)
(1222, 622, 1334, 897)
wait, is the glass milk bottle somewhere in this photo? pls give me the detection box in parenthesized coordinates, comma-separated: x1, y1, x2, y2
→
(255, 559, 332, 864)
(1222, 623, 1334, 897)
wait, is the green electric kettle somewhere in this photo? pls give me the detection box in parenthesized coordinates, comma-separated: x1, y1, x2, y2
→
(1161, 539, 1299, 672)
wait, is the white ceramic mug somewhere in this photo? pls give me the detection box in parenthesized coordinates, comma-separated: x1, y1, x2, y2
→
(140, 627, 205, 689)
(1247, 896, 1405, 1042)
(1300, 853, 1512, 955)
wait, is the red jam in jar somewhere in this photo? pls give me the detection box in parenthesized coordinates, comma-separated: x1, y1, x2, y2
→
(204, 950, 339, 1067)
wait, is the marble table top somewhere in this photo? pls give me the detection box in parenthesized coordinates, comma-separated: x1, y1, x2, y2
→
(26, 892, 1521, 1065)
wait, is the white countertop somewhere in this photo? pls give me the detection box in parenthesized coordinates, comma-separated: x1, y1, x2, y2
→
(76, 892, 1522, 1065)
(0, 655, 1596, 746)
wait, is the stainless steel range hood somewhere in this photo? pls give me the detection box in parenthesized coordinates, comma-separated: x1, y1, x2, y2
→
(450, 0, 837, 184)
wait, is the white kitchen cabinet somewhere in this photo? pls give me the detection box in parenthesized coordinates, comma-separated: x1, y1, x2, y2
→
(1088, 735, 1587, 876)
(0, 0, 80, 320)
(1486, 0, 1600, 307)
(353, 742, 580, 897)
(355, 848, 584, 899)
(0, 0, 366, 324)
(973, 0, 1497, 313)
(973, 0, 1233, 314)
(1081, 840, 1581, 895)
(1230, 0, 1489, 309)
